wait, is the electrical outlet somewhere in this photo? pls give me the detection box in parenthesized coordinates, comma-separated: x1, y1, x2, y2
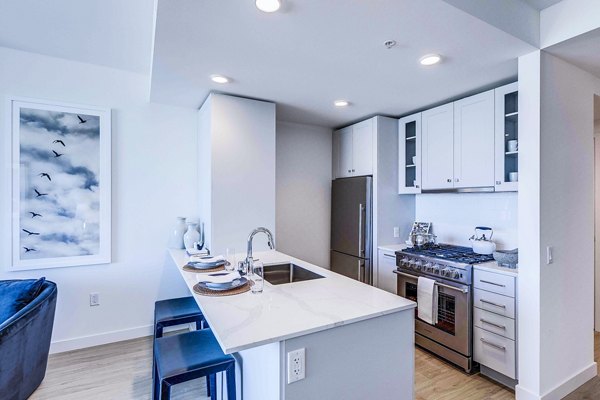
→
(393, 227, 400, 238)
(287, 348, 305, 384)
(90, 292, 100, 306)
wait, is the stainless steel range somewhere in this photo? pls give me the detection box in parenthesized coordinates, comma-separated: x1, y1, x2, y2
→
(394, 244, 493, 373)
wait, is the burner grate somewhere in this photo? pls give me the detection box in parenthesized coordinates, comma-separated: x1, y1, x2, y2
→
(402, 244, 494, 264)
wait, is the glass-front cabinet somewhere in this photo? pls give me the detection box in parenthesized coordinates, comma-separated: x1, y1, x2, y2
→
(494, 82, 518, 192)
(398, 112, 422, 194)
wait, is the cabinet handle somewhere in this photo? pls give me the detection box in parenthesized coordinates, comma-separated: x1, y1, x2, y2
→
(383, 254, 395, 258)
(447, 179, 452, 183)
(348, 169, 351, 173)
(455, 178, 459, 182)
(496, 181, 502, 185)
(480, 299, 506, 309)
(480, 338, 506, 351)
(352, 169, 355, 172)
(415, 185, 420, 189)
(480, 280, 506, 288)
(480, 319, 506, 330)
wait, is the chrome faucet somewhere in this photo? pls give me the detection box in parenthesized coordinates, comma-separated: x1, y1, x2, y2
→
(241, 227, 275, 274)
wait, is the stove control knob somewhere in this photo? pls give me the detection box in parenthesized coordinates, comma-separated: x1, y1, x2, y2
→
(431, 264, 440, 274)
(413, 260, 422, 270)
(452, 270, 461, 279)
(423, 262, 432, 272)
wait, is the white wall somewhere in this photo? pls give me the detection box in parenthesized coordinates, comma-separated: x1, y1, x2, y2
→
(0, 46, 198, 352)
(517, 51, 600, 400)
(198, 93, 276, 257)
(276, 121, 331, 268)
(415, 192, 518, 249)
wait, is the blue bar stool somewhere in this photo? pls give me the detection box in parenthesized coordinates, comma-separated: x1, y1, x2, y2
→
(154, 296, 206, 337)
(153, 329, 236, 400)
(153, 296, 209, 398)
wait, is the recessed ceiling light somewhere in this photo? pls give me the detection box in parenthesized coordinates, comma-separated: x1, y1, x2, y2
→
(334, 100, 350, 107)
(256, 0, 281, 12)
(210, 74, 230, 84)
(419, 54, 442, 66)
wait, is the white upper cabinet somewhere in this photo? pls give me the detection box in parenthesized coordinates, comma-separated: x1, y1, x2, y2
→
(398, 113, 422, 194)
(453, 90, 495, 188)
(422, 103, 454, 190)
(494, 82, 519, 192)
(333, 120, 373, 178)
(352, 119, 374, 176)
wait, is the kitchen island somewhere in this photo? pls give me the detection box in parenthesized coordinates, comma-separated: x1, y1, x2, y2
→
(169, 249, 416, 400)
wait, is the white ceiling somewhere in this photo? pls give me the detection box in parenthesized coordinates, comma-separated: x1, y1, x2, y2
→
(522, 0, 563, 10)
(0, 0, 154, 73)
(151, 0, 534, 127)
(545, 28, 600, 80)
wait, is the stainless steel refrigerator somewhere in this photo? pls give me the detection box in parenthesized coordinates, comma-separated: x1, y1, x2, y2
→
(330, 176, 372, 284)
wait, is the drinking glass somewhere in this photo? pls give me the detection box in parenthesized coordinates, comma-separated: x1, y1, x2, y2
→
(250, 261, 264, 294)
(225, 248, 236, 272)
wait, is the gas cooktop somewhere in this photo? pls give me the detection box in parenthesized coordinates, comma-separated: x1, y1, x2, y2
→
(401, 244, 494, 264)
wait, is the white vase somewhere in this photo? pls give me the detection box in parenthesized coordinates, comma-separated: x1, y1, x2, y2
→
(168, 217, 187, 249)
(183, 222, 200, 252)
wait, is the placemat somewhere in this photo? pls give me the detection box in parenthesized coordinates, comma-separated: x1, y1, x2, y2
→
(183, 264, 226, 273)
(193, 281, 253, 297)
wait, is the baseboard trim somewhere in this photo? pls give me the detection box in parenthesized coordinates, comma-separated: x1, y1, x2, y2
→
(49, 325, 153, 354)
(515, 362, 597, 400)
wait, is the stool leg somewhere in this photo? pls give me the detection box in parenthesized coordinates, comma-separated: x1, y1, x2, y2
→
(155, 324, 164, 339)
(209, 374, 217, 400)
(206, 375, 211, 397)
(226, 363, 236, 400)
(160, 380, 170, 400)
(152, 355, 160, 400)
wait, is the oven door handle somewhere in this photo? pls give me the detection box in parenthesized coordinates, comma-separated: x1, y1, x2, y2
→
(393, 270, 469, 294)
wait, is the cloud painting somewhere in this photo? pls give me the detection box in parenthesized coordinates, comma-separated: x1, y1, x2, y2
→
(19, 107, 101, 259)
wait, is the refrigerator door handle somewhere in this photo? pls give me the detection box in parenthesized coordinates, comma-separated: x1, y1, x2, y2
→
(358, 259, 366, 283)
(358, 203, 364, 257)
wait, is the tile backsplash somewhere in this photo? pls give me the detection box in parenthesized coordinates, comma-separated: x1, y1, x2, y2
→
(415, 192, 518, 250)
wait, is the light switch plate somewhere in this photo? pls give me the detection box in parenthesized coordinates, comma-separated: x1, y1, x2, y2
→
(393, 227, 400, 238)
(546, 246, 553, 264)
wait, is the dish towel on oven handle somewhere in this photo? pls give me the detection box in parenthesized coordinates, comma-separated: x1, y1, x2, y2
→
(417, 276, 438, 325)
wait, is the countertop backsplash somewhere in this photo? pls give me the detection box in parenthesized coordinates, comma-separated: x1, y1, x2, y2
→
(415, 192, 518, 250)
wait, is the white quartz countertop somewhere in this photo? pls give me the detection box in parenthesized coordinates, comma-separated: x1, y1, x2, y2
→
(169, 249, 416, 354)
(474, 261, 518, 277)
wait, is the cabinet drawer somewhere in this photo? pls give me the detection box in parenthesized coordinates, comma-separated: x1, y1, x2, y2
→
(474, 327, 516, 379)
(474, 307, 515, 340)
(474, 269, 515, 298)
(474, 289, 515, 318)
(377, 250, 398, 294)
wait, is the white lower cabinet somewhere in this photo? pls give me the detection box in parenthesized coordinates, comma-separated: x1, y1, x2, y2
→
(377, 249, 398, 294)
(473, 267, 518, 383)
(474, 327, 516, 379)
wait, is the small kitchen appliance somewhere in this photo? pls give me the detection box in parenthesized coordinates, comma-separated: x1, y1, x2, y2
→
(395, 244, 494, 372)
(469, 226, 496, 255)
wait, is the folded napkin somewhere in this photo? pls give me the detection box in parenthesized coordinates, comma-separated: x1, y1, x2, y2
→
(417, 276, 438, 325)
(197, 271, 241, 284)
(190, 255, 225, 264)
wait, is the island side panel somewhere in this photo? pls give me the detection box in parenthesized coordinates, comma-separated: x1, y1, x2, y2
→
(239, 342, 282, 400)
(281, 310, 415, 400)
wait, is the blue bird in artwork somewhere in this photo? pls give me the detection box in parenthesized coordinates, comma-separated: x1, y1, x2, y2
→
(29, 212, 42, 218)
(39, 172, 51, 181)
(34, 188, 48, 197)
(53, 139, 66, 146)
(23, 247, 36, 253)
(22, 229, 40, 236)
(77, 115, 87, 124)
(52, 150, 63, 158)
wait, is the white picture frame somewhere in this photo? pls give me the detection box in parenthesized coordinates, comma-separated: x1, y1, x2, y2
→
(7, 97, 111, 270)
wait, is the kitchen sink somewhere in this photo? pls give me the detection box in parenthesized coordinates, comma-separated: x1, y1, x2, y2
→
(263, 263, 324, 285)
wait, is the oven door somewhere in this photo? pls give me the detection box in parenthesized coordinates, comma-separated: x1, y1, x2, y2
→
(395, 270, 471, 357)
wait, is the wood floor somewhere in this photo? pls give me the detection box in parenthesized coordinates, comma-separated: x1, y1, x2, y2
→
(30, 333, 600, 400)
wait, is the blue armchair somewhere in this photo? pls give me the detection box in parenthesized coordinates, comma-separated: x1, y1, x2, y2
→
(0, 280, 57, 400)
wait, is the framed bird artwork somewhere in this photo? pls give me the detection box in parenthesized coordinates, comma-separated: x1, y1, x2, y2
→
(5, 97, 111, 270)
